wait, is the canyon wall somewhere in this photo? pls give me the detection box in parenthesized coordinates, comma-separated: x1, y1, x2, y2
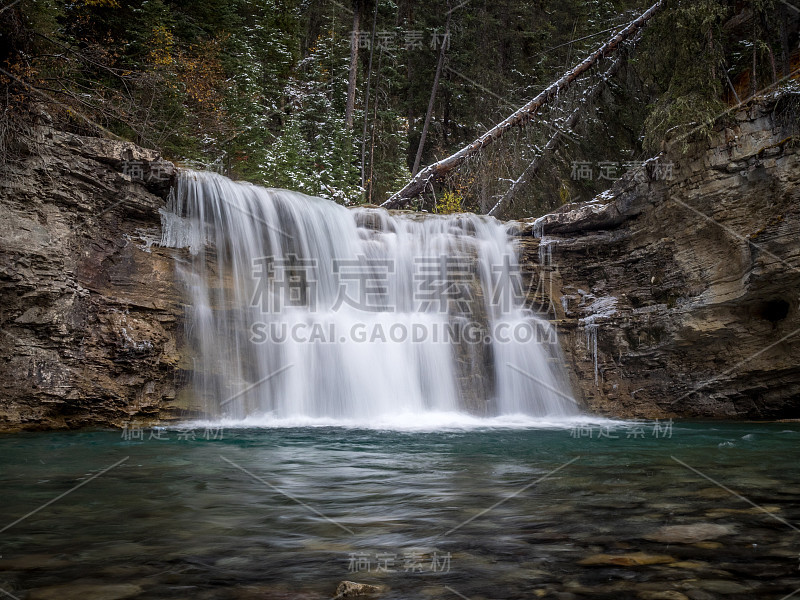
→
(519, 91, 800, 419)
(0, 124, 196, 430)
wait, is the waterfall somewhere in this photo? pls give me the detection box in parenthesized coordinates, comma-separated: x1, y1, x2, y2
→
(161, 171, 578, 424)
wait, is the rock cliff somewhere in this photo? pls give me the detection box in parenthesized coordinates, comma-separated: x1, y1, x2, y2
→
(518, 91, 800, 419)
(0, 125, 194, 430)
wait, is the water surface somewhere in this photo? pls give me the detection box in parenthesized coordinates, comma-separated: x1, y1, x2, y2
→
(1, 421, 799, 599)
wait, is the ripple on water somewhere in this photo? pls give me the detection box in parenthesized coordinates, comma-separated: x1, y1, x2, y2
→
(0, 423, 798, 599)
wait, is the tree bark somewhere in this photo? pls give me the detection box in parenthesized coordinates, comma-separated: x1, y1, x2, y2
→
(405, 4, 416, 169)
(368, 47, 384, 203)
(360, 0, 378, 188)
(345, 1, 361, 130)
(779, 5, 791, 77)
(411, 6, 450, 177)
(381, 0, 664, 209)
(760, 10, 777, 84)
(751, 20, 758, 98)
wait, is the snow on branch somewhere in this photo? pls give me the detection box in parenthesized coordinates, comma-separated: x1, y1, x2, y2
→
(381, 0, 664, 210)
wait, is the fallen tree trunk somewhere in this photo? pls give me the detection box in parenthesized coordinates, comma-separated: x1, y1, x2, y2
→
(486, 52, 626, 217)
(381, 0, 664, 209)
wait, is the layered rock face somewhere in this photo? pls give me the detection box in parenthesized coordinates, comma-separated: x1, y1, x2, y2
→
(519, 92, 800, 419)
(0, 126, 193, 430)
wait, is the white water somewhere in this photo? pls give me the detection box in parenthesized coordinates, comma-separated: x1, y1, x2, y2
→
(161, 171, 578, 423)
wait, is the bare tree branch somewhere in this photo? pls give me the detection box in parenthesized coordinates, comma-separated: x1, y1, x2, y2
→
(486, 51, 627, 217)
(381, 0, 664, 209)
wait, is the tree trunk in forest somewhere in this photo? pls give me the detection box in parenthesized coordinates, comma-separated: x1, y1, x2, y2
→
(368, 48, 384, 203)
(411, 7, 450, 177)
(759, 11, 777, 84)
(443, 70, 451, 146)
(345, 1, 361, 130)
(487, 53, 626, 217)
(767, 44, 778, 84)
(779, 5, 791, 77)
(404, 3, 416, 170)
(360, 1, 378, 189)
(381, 0, 664, 209)
(751, 21, 758, 98)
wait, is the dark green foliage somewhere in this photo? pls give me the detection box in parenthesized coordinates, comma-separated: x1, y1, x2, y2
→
(2, 0, 796, 213)
(637, 0, 729, 153)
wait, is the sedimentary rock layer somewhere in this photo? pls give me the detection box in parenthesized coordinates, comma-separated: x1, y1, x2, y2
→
(0, 126, 193, 430)
(517, 92, 800, 419)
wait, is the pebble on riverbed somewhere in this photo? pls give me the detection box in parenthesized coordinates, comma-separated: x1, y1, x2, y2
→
(26, 583, 142, 600)
(334, 581, 387, 598)
(643, 523, 736, 544)
(578, 551, 675, 566)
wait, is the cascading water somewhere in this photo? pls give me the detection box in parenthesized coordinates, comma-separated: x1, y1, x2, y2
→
(161, 171, 578, 425)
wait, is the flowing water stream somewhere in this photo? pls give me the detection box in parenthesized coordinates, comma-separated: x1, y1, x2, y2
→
(160, 171, 575, 424)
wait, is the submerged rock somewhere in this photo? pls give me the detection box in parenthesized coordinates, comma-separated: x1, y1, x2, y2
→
(644, 523, 736, 544)
(333, 581, 387, 598)
(578, 551, 674, 566)
(693, 579, 753, 594)
(0, 554, 71, 571)
(637, 592, 690, 600)
(26, 583, 142, 600)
